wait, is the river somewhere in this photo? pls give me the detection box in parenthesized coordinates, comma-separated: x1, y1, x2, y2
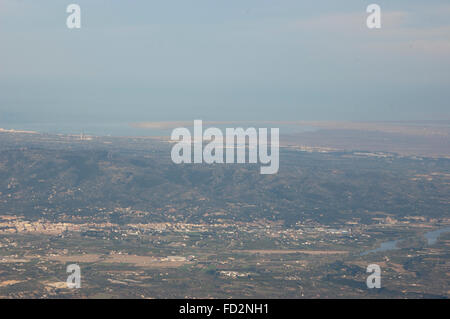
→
(361, 225, 450, 256)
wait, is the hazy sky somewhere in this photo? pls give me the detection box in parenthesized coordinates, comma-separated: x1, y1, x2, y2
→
(1, 0, 449, 123)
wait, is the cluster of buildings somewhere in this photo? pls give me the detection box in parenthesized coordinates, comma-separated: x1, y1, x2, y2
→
(0, 216, 76, 235)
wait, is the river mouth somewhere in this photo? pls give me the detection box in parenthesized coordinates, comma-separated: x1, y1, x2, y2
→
(424, 226, 450, 245)
(361, 226, 450, 256)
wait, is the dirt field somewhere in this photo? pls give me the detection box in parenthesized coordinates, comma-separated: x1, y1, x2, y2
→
(235, 249, 348, 255)
(46, 254, 103, 263)
(46, 253, 190, 268)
